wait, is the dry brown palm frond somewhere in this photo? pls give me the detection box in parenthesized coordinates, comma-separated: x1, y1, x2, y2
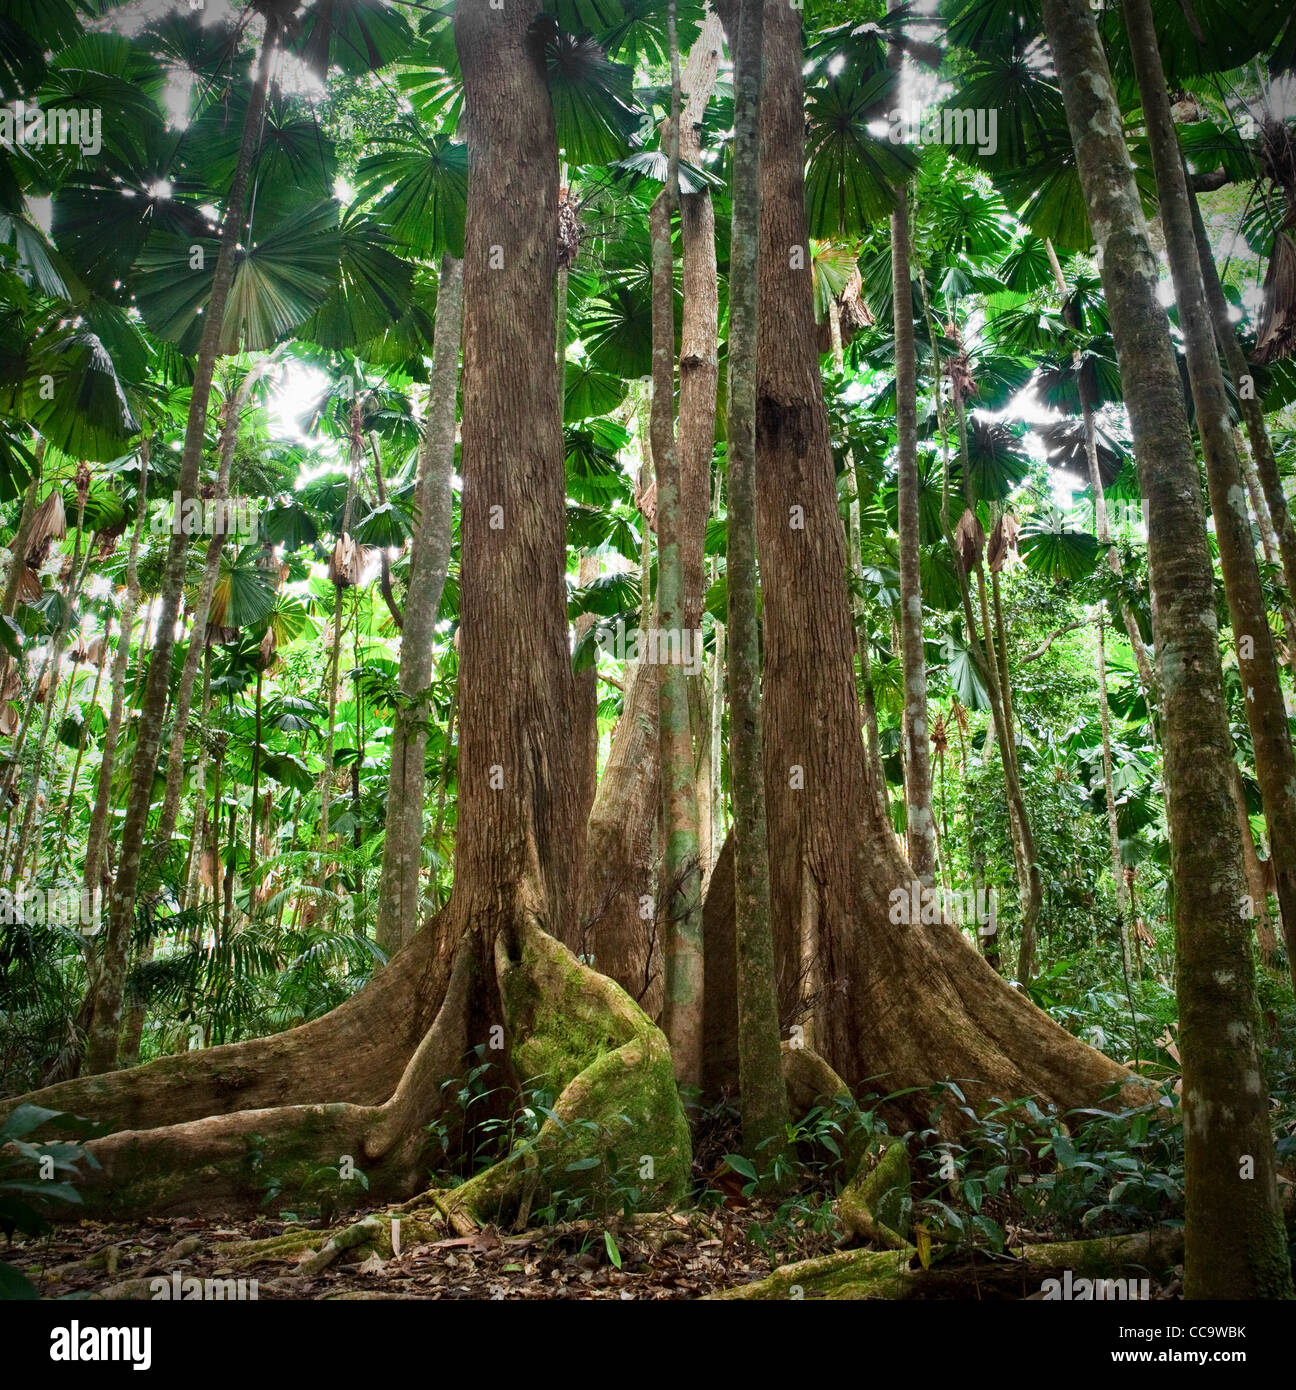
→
(16, 566, 42, 604)
(1254, 230, 1296, 364)
(0, 703, 17, 737)
(930, 711, 947, 756)
(94, 523, 126, 559)
(329, 533, 362, 588)
(954, 508, 985, 572)
(950, 698, 969, 739)
(25, 490, 66, 567)
(945, 351, 977, 405)
(1257, 111, 1296, 209)
(987, 512, 1021, 574)
(635, 478, 658, 533)
(257, 626, 277, 671)
(841, 266, 872, 333)
(816, 268, 874, 356)
(1169, 91, 1206, 125)
(557, 186, 582, 269)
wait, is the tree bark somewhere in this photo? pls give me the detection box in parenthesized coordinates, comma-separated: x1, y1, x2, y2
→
(889, 47, 936, 888)
(1188, 182, 1296, 607)
(701, 0, 1133, 1122)
(374, 253, 464, 957)
(725, 0, 788, 1158)
(85, 19, 280, 1077)
(1044, 0, 1292, 1299)
(651, 21, 706, 1088)
(2, 0, 689, 1226)
(152, 355, 280, 858)
(1124, 0, 1296, 998)
(1095, 605, 1133, 965)
(569, 14, 725, 1014)
(84, 446, 149, 901)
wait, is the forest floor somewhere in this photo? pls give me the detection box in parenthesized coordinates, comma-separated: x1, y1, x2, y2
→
(13, 1204, 809, 1301)
(10, 1202, 1188, 1301)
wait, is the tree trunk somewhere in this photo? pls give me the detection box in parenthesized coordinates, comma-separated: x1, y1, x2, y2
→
(2, 0, 689, 1227)
(1044, 0, 1292, 1299)
(10, 499, 90, 882)
(651, 26, 706, 1087)
(678, 19, 722, 882)
(1043, 237, 1158, 702)
(572, 551, 601, 856)
(890, 93, 936, 888)
(1229, 759, 1280, 966)
(85, 20, 280, 1078)
(152, 356, 279, 857)
(1187, 181, 1296, 607)
(374, 253, 464, 957)
(1124, 0, 1296, 998)
(55, 608, 111, 866)
(677, 12, 722, 652)
(318, 418, 362, 868)
(1095, 606, 1132, 966)
(180, 646, 214, 916)
(701, 0, 1133, 1123)
(84, 446, 149, 900)
(569, 15, 725, 1013)
(725, 0, 788, 1157)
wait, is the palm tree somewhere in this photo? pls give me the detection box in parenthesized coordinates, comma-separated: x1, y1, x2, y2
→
(1040, 0, 1292, 1299)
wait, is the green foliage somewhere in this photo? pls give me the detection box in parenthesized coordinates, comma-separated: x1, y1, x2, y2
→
(913, 1084, 1185, 1257)
(0, 1105, 102, 1299)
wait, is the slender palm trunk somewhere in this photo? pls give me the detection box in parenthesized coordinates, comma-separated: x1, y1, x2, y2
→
(954, 394, 1042, 979)
(55, 609, 111, 865)
(1043, 237, 1158, 700)
(318, 414, 362, 869)
(86, 20, 280, 1077)
(85, 446, 149, 898)
(890, 123, 935, 885)
(12, 498, 90, 882)
(1124, 0, 1296, 996)
(1188, 183, 1296, 605)
(153, 355, 279, 855)
(653, 11, 706, 1088)
(180, 646, 213, 916)
(1229, 759, 1280, 966)
(374, 253, 464, 956)
(247, 666, 264, 897)
(840, 304, 892, 833)
(1095, 606, 1132, 968)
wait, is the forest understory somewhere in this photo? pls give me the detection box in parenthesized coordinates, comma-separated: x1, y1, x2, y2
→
(3, 0, 1296, 1316)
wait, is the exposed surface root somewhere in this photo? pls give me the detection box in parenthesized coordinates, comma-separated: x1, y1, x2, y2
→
(3, 911, 455, 1134)
(709, 1228, 1185, 1299)
(8, 920, 688, 1223)
(839, 1138, 910, 1250)
(408, 919, 691, 1228)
